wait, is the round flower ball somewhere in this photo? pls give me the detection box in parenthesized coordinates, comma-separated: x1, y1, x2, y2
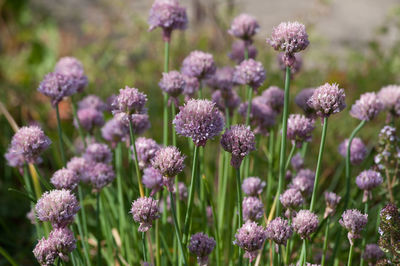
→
(292, 209, 319, 239)
(356, 169, 383, 202)
(181, 50, 216, 79)
(37, 72, 77, 107)
(75, 108, 104, 133)
(88, 162, 115, 191)
(261, 86, 285, 112)
(111, 86, 147, 114)
(265, 217, 293, 246)
(339, 209, 368, 245)
(228, 13, 260, 43)
(54, 56, 88, 93)
(377, 85, 400, 114)
(84, 143, 112, 164)
(233, 59, 266, 91)
(234, 221, 267, 262)
(287, 114, 315, 147)
(242, 177, 266, 196)
(188, 232, 216, 265)
(350, 92, 383, 121)
(50, 168, 79, 190)
(295, 88, 316, 116)
(66, 157, 90, 183)
(338, 138, 367, 165)
(78, 95, 106, 112)
(134, 137, 160, 169)
(47, 227, 77, 262)
(242, 196, 264, 222)
(158, 70, 185, 104)
(229, 40, 258, 63)
(308, 83, 346, 118)
(130, 196, 160, 232)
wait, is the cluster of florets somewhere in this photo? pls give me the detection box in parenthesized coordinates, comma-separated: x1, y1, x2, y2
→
(229, 40, 258, 63)
(339, 209, 368, 245)
(54, 56, 88, 92)
(356, 169, 383, 202)
(295, 88, 316, 116)
(289, 169, 315, 197)
(134, 137, 161, 169)
(286, 114, 315, 147)
(233, 59, 266, 90)
(290, 153, 304, 171)
(378, 203, 400, 262)
(374, 125, 400, 173)
(242, 177, 266, 196)
(188, 232, 216, 265)
(130, 196, 160, 232)
(142, 167, 163, 196)
(101, 115, 129, 147)
(234, 221, 267, 262)
(220, 125, 256, 168)
(211, 89, 241, 115)
(280, 188, 304, 218)
(182, 75, 200, 98)
(265, 217, 293, 246)
(159, 70, 185, 105)
(338, 138, 367, 165)
(88, 162, 116, 191)
(112, 86, 147, 114)
(37, 72, 77, 107)
(277, 53, 302, 75)
(78, 95, 107, 111)
(228, 14, 260, 43)
(261, 86, 285, 112)
(378, 85, 400, 116)
(75, 107, 104, 133)
(206, 67, 234, 92)
(350, 92, 383, 121)
(292, 210, 319, 239)
(324, 191, 341, 218)
(173, 99, 224, 146)
(181, 51, 216, 79)
(308, 83, 346, 118)
(242, 196, 264, 221)
(50, 168, 79, 190)
(84, 143, 112, 164)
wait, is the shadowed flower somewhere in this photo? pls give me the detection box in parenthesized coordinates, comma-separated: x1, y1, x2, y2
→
(181, 51, 216, 79)
(84, 143, 112, 164)
(112, 86, 147, 115)
(290, 169, 315, 196)
(363, 244, 385, 264)
(54, 57, 88, 93)
(292, 209, 319, 239)
(211, 89, 241, 114)
(182, 75, 200, 98)
(261, 86, 285, 112)
(280, 188, 304, 215)
(338, 138, 367, 165)
(38, 72, 77, 107)
(243, 196, 264, 221)
(188, 232, 216, 266)
(242, 177, 266, 196)
(50, 168, 79, 190)
(35, 189, 80, 228)
(228, 14, 260, 43)
(266, 217, 293, 246)
(378, 85, 400, 115)
(33, 237, 57, 265)
(142, 167, 164, 196)
(101, 116, 129, 147)
(229, 40, 257, 63)
(291, 153, 304, 171)
(67, 157, 90, 183)
(75, 108, 104, 132)
(89, 162, 115, 191)
(220, 125, 256, 168)
(356, 170, 383, 202)
(295, 88, 315, 116)
(308, 83, 346, 118)
(350, 92, 383, 121)
(129, 114, 151, 135)
(173, 99, 224, 146)
(206, 67, 235, 92)
(159, 71, 185, 105)
(130, 196, 160, 232)
(234, 221, 267, 262)
(278, 53, 302, 75)
(78, 95, 106, 112)
(134, 137, 160, 169)
(287, 114, 315, 147)
(238, 98, 277, 135)
(339, 209, 368, 245)
(233, 59, 266, 90)
(324, 191, 341, 218)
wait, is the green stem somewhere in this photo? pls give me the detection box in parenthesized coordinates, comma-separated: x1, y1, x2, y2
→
(265, 130, 274, 214)
(235, 168, 243, 266)
(71, 98, 86, 148)
(277, 245, 281, 266)
(309, 117, 329, 212)
(23, 165, 42, 238)
(285, 219, 292, 265)
(128, 120, 144, 197)
(359, 199, 368, 266)
(76, 187, 91, 266)
(276, 66, 291, 216)
(115, 143, 126, 257)
(347, 244, 354, 266)
(55, 104, 66, 166)
(96, 192, 101, 266)
(182, 145, 199, 246)
(169, 191, 187, 266)
(285, 143, 296, 171)
(172, 104, 177, 146)
(321, 217, 330, 266)
(163, 41, 170, 146)
(245, 87, 254, 126)
(142, 232, 147, 262)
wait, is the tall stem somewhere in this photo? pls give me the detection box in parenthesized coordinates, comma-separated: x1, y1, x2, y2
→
(321, 217, 330, 266)
(169, 191, 187, 266)
(163, 41, 170, 146)
(276, 66, 291, 216)
(309, 117, 329, 211)
(115, 143, 126, 256)
(96, 192, 102, 266)
(55, 104, 66, 166)
(285, 143, 296, 171)
(142, 232, 147, 262)
(265, 130, 274, 214)
(359, 199, 369, 266)
(245, 87, 254, 126)
(71, 98, 86, 148)
(172, 104, 177, 146)
(128, 120, 144, 197)
(182, 145, 199, 246)
(235, 168, 243, 266)
(347, 244, 354, 266)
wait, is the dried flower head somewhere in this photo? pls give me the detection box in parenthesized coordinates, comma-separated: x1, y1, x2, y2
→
(89, 162, 115, 191)
(291, 153, 304, 171)
(350, 92, 383, 121)
(54, 57, 88, 92)
(75, 108, 104, 132)
(324, 191, 341, 218)
(188, 232, 216, 265)
(243, 196, 264, 222)
(338, 138, 367, 165)
(159, 71, 185, 104)
(363, 244, 385, 264)
(66, 157, 90, 183)
(112, 86, 147, 114)
(50, 168, 79, 190)
(308, 83, 346, 118)
(292, 210, 319, 239)
(265, 217, 293, 246)
(229, 40, 258, 63)
(181, 51, 216, 79)
(78, 95, 106, 112)
(287, 114, 315, 147)
(84, 143, 112, 164)
(340, 209, 368, 244)
(228, 14, 260, 42)
(37, 72, 76, 107)
(35, 189, 80, 228)
(206, 67, 235, 92)
(295, 88, 316, 116)
(47, 227, 76, 262)
(234, 221, 267, 262)
(130, 196, 160, 232)
(142, 167, 164, 196)
(220, 125, 256, 168)
(261, 86, 285, 112)
(173, 99, 224, 146)
(233, 59, 266, 90)
(356, 169, 383, 202)
(134, 137, 161, 169)
(242, 177, 266, 196)
(152, 146, 185, 178)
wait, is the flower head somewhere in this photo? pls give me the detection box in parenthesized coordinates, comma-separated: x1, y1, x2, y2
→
(356, 169, 383, 202)
(159, 71, 185, 103)
(233, 59, 266, 90)
(278, 53, 302, 74)
(295, 88, 316, 116)
(88, 162, 115, 191)
(378, 85, 400, 114)
(242, 177, 266, 196)
(112, 86, 147, 114)
(182, 75, 200, 98)
(50, 168, 79, 190)
(130, 196, 160, 232)
(280, 188, 304, 210)
(152, 146, 185, 178)
(242, 196, 264, 222)
(101, 116, 129, 146)
(338, 138, 367, 165)
(291, 153, 304, 171)
(129, 114, 151, 135)
(181, 51, 216, 79)
(239, 98, 277, 135)
(229, 40, 258, 63)
(75, 108, 104, 132)
(33, 237, 57, 265)
(54, 57, 88, 92)
(290, 169, 315, 196)
(324, 191, 341, 218)
(261, 86, 285, 112)
(292, 210, 319, 239)
(220, 125, 256, 168)
(142, 167, 164, 196)
(350, 92, 383, 121)
(265, 217, 293, 246)
(188, 232, 216, 265)
(66, 157, 90, 183)
(287, 114, 315, 147)
(339, 209, 368, 244)
(35, 189, 80, 228)
(308, 83, 346, 118)
(234, 221, 267, 262)
(362, 244, 385, 264)
(84, 143, 112, 164)
(206, 67, 235, 92)
(228, 14, 260, 42)
(133, 137, 161, 169)
(38, 72, 76, 107)
(173, 99, 224, 146)
(211, 89, 241, 114)
(78, 95, 106, 112)
(47, 227, 76, 262)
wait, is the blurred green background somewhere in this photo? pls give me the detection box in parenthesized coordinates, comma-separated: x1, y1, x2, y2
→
(1, 0, 400, 264)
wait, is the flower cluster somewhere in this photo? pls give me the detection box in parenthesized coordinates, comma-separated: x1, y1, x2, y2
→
(308, 83, 346, 118)
(338, 138, 367, 165)
(339, 209, 368, 245)
(234, 221, 267, 262)
(242, 196, 264, 221)
(130, 196, 160, 232)
(242, 177, 266, 196)
(233, 59, 266, 90)
(292, 210, 319, 239)
(228, 14, 260, 43)
(286, 114, 315, 147)
(188, 232, 216, 265)
(265, 217, 293, 246)
(181, 51, 216, 79)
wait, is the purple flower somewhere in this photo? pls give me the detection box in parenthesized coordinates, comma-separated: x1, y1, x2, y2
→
(142, 167, 164, 196)
(290, 169, 315, 196)
(130, 196, 160, 232)
(112, 86, 147, 114)
(89, 162, 115, 191)
(265, 217, 293, 246)
(378, 85, 400, 114)
(242, 196, 264, 222)
(8, 126, 51, 165)
(206, 67, 235, 92)
(35, 189, 80, 228)
(292, 210, 319, 239)
(47, 227, 76, 262)
(295, 88, 316, 116)
(181, 51, 216, 79)
(324, 191, 341, 218)
(308, 83, 346, 118)
(54, 57, 88, 93)
(220, 125, 256, 168)
(338, 138, 367, 165)
(33, 237, 57, 265)
(229, 40, 257, 63)
(211, 89, 241, 114)
(50, 168, 79, 190)
(234, 221, 267, 262)
(134, 137, 160, 169)
(176, 182, 188, 200)
(356, 170, 383, 202)
(267, 21, 309, 66)
(66, 157, 90, 183)
(280, 188, 304, 210)
(242, 177, 266, 196)
(173, 99, 224, 146)
(362, 244, 385, 263)
(233, 59, 266, 90)
(148, 0, 188, 41)
(159, 71, 185, 104)
(339, 209, 368, 245)
(261, 86, 285, 112)
(101, 116, 129, 146)
(228, 14, 260, 42)
(75, 108, 104, 132)
(291, 153, 304, 171)
(129, 114, 151, 135)
(182, 75, 200, 98)
(37, 72, 77, 107)
(287, 114, 315, 147)
(84, 143, 112, 164)
(239, 98, 277, 135)
(350, 92, 383, 121)
(78, 95, 106, 112)
(188, 232, 216, 265)
(278, 53, 302, 75)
